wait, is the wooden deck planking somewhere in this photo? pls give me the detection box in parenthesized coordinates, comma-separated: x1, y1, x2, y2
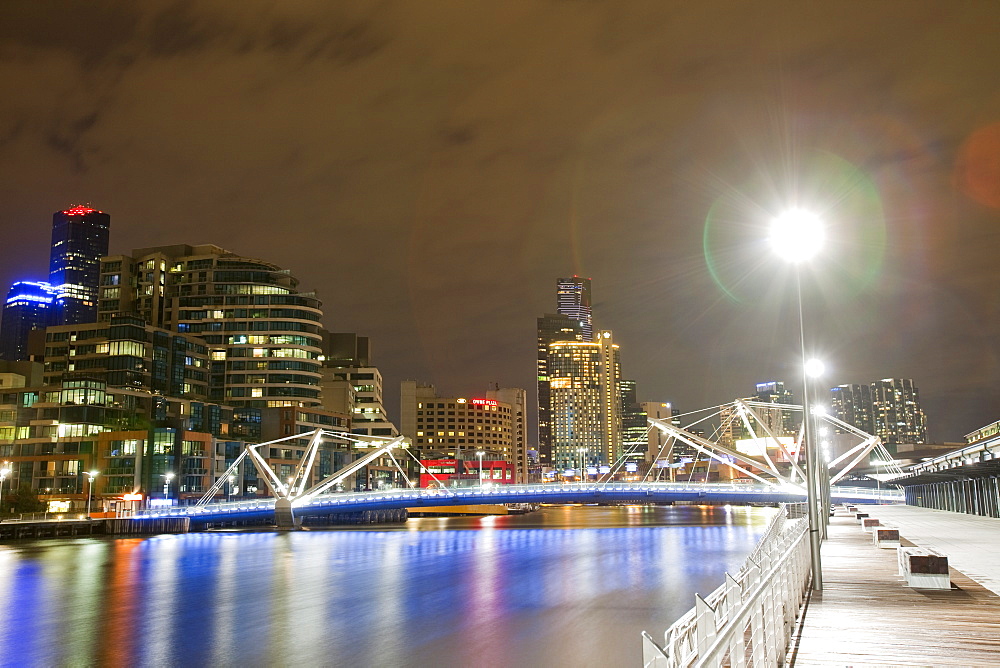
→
(788, 509, 1000, 667)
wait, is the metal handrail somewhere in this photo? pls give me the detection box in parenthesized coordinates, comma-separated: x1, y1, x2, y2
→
(642, 504, 811, 667)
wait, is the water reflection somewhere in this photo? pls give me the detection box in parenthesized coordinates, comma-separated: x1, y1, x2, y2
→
(0, 505, 773, 667)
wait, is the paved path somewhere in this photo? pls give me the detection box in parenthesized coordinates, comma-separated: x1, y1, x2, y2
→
(789, 506, 1000, 666)
(860, 504, 1000, 596)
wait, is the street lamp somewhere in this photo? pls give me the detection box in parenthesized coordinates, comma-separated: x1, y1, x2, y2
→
(0, 462, 10, 516)
(162, 472, 175, 501)
(85, 470, 99, 518)
(228, 474, 236, 502)
(770, 207, 825, 591)
(476, 451, 485, 487)
(577, 447, 588, 483)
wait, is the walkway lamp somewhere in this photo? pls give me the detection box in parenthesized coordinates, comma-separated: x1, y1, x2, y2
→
(0, 462, 10, 515)
(577, 447, 587, 483)
(85, 470, 99, 518)
(163, 472, 175, 501)
(228, 474, 236, 502)
(769, 207, 825, 591)
(476, 451, 485, 487)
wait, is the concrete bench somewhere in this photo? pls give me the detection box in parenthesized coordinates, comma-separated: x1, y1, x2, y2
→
(872, 526, 900, 549)
(845, 505, 858, 513)
(898, 546, 950, 589)
(861, 517, 881, 532)
(854, 512, 869, 524)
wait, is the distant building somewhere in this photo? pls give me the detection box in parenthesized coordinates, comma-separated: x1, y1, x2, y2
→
(828, 378, 927, 454)
(0, 281, 58, 361)
(619, 379, 647, 461)
(417, 456, 515, 488)
(643, 401, 682, 463)
(49, 205, 110, 325)
(97, 244, 324, 409)
(556, 276, 593, 342)
(536, 313, 586, 465)
(400, 381, 526, 481)
(870, 378, 927, 451)
(830, 383, 875, 434)
(547, 330, 622, 468)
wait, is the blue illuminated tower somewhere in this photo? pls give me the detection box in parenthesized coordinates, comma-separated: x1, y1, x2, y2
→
(0, 281, 58, 360)
(49, 205, 111, 325)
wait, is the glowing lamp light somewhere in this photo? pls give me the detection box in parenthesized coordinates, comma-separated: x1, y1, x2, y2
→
(804, 358, 825, 378)
(769, 208, 825, 263)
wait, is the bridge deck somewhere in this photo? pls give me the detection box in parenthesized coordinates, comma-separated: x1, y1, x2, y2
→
(788, 507, 1000, 666)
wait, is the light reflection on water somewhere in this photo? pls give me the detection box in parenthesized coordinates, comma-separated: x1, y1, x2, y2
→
(0, 505, 774, 667)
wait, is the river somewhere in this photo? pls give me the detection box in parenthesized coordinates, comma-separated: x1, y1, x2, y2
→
(0, 504, 775, 667)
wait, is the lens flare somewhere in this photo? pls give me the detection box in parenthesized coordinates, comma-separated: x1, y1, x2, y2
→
(703, 150, 886, 305)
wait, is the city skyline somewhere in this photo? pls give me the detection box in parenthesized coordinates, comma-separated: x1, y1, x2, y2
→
(2, 3, 999, 441)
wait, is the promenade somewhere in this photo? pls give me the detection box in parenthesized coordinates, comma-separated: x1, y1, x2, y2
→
(788, 504, 1000, 666)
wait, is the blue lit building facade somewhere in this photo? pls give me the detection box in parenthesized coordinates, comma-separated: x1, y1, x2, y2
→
(0, 281, 58, 361)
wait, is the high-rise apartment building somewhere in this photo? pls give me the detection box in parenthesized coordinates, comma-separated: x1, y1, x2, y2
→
(548, 330, 622, 468)
(49, 205, 111, 325)
(870, 378, 926, 451)
(828, 378, 926, 454)
(830, 383, 875, 434)
(556, 276, 593, 341)
(97, 244, 324, 409)
(0, 281, 58, 361)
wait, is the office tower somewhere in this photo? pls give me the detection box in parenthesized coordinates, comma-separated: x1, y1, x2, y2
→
(400, 381, 524, 476)
(870, 378, 927, 451)
(98, 244, 323, 409)
(643, 401, 687, 463)
(0, 281, 58, 361)
(830, 384, 875, 434)
(49, 205, 111, 325)
(547, 330, 622, 468)
(556, 276, 593, 341)
(536, 313, 586, 465)
(619, 379, 647, 460)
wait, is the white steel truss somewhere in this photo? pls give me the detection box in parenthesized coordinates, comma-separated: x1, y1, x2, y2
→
(197, 429, 407, 506)
(648, 400, 887, 492)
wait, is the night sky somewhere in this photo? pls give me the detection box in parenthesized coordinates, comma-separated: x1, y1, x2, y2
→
(2, 2, 1000, 442)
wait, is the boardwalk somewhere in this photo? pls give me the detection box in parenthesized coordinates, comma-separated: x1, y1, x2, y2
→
(788, 506, 1000, 667)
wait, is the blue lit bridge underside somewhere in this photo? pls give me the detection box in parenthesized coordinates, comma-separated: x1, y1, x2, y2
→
(138, 483, 901, 528)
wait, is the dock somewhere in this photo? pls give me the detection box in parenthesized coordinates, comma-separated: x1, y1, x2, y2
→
(788, 505, 1000, 666)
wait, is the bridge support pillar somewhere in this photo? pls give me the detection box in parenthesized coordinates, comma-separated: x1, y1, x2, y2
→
(274, 498, 301, 530)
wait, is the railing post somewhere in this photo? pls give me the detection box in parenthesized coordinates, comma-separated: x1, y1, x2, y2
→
(694, 594, 717, 658)
(725, 574, 744, 665)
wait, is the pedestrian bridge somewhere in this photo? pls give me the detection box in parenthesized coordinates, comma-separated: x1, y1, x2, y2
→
(135, 482, 901, 527)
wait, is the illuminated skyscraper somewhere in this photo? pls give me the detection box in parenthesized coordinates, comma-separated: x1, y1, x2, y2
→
(548, 330, 622, 468)
(49, 205, 111, 325)
(536, 313, 585, 465)
(0, 281, 58, 360)
(556, 276, 593, 341)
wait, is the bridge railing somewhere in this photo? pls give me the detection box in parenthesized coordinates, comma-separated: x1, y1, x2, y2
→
(641, 504, 811, 667)
(132, 482, 901, 518)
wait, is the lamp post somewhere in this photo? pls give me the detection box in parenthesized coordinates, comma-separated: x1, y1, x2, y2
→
(0, 462, 10, 516)
(162, 472, 175, 502)
(476, 451, 485, 487)
(85, 470, 99, 518)
(228, 474, 236, 502)
(769, 207, 825, 592)
(577, 447, 587, 484)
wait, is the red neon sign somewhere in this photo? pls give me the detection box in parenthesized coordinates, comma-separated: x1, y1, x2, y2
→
(471, 398, 497, 406)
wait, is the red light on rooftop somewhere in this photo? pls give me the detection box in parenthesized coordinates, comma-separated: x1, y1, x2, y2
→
(62, 205, 100, 215)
